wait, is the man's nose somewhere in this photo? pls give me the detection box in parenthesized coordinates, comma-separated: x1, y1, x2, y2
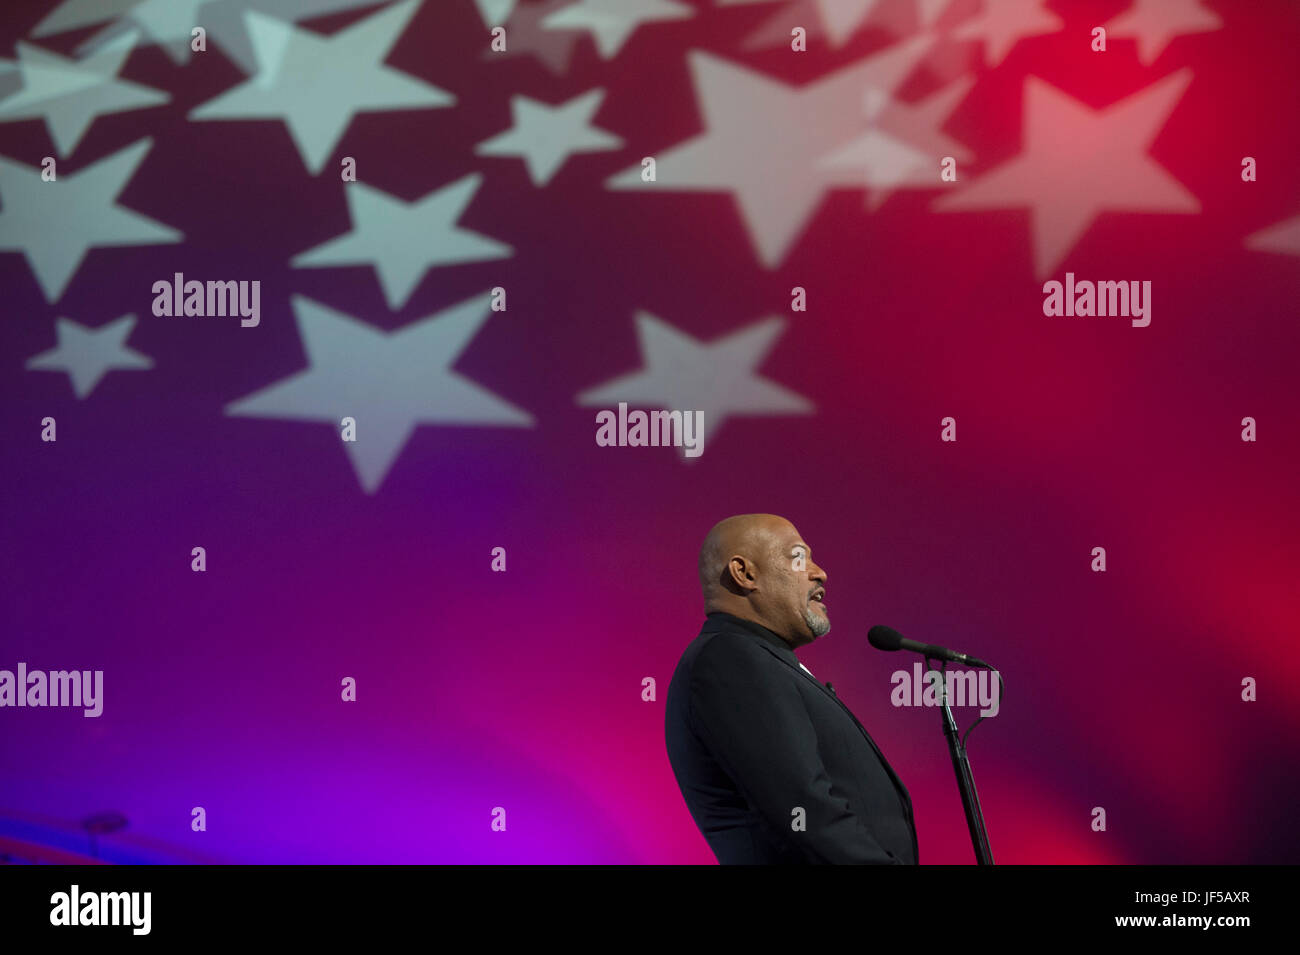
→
(810, 562, 827, 584)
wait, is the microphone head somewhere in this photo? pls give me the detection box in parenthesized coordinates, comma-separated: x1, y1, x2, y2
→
(868, 625, 905, 652)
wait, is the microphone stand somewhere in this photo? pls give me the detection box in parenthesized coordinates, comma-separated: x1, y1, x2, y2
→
(931, 657, 995, 865)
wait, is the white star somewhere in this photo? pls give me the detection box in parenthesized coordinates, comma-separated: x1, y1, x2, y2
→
(33, 0, 395, 74)
(819, 76, 976, 210)
(915, 0, 951, 28)
(576, 312, 813, 454)
(111, 0, 218, 60)
(34, 0, 228, 65)
(719, 0, 884, 50)
(189, 1, 453, 174)
(33, 0, 157, 40)
(932, 72, 1200, 278)
(26, 314, 153, 398)
(483, 0, 583, 76)
(1104, 0, 1222, 65)
(292, 174, 512, 310)
(1245, 216, 1300, 257)
(605, 39, 931, 267)
(542, 0, 693, 59)
(0, 33, 169, 157)
(476, 90, 623, 186)
(0, 139, 182, 302)
(474, 0, 518, 26)
(951, 0, 1064, 67)
(226, 294, 533, 493)
(820, 128, 931, 189)
(811, 0, 881, 46)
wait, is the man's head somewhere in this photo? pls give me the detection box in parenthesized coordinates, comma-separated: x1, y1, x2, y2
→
(697, 514, 829, 648)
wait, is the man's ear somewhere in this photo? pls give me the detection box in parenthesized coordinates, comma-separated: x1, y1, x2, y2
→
(727, 555, 758, 593)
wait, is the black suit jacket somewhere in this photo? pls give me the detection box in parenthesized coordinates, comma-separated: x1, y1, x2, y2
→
(665, 611, 918, 864)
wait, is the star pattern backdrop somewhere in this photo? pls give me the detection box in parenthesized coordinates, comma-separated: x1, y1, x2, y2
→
(1, 0, 1298, 864)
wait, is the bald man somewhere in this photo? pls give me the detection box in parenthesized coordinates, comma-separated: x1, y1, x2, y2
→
(664, 514, 918, 864)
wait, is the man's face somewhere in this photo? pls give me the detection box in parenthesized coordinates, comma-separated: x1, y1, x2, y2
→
(758, 524, 829, 648)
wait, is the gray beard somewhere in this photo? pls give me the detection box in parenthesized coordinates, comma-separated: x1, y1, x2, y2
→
(803, 604, 831, 637)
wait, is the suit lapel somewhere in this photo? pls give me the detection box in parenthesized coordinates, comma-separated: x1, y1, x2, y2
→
(702, 617, 916, 823)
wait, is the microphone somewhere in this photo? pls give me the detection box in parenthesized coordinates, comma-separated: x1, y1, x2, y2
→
(868, 625, 991, 668)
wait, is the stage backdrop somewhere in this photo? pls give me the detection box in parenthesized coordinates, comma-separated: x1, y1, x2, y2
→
(2, 0, 1297, 864)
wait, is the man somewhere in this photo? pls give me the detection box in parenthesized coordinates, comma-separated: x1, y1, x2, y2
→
(665, 513, 918, 864)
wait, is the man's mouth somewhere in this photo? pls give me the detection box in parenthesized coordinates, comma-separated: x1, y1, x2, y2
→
(810, 590, 826, 611)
